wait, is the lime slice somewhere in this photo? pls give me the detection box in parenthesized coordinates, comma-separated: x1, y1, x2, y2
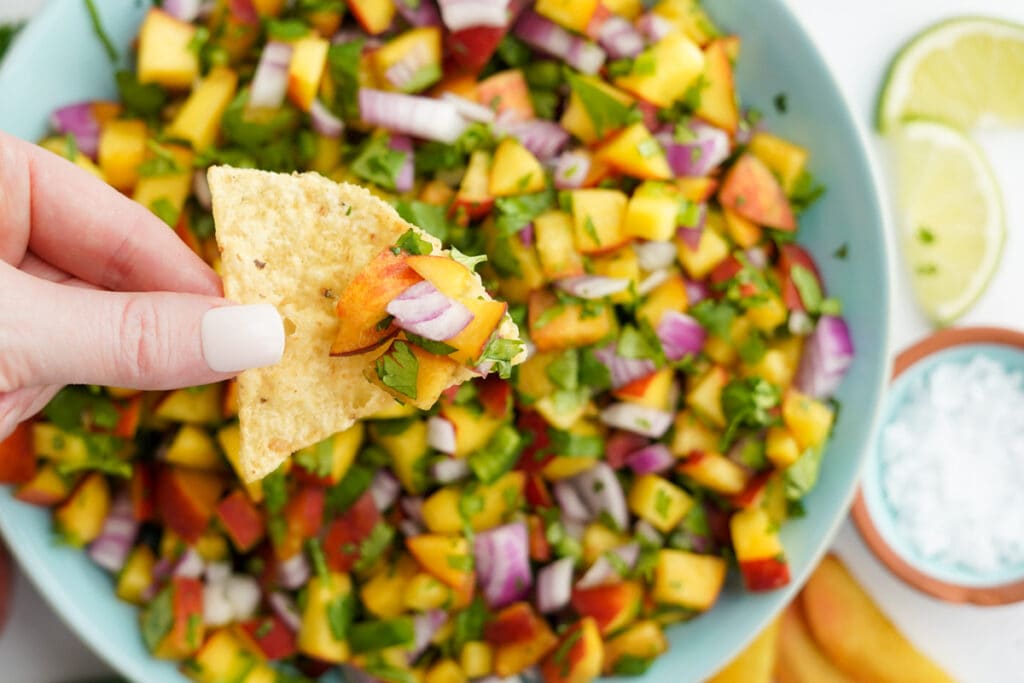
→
(890, 120, 1004, 325)
(877, 17, 1024, 131)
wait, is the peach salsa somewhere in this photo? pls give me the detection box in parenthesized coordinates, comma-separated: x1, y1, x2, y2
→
(0, 1, 854, 682)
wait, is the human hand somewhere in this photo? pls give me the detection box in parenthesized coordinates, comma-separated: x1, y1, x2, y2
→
(0, 131, 284, 441)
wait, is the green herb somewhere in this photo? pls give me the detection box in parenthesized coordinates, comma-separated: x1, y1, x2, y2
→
(530, 89, 560, 120)
(138, 140, 183, 177)
(820, 297, 843, 316)
(254, 619, 275, 639)
(488, 234, 523, 278)
(607, 58, 634, 78)
(735, 439, 768, 469)
(917, 226, 935, 244)
(773, 92, 788, 114)
(637, 137, 660, 158)
(737, 331, 767, 364)
(307, 538, 330, 583)
(150, 198, 179, 227)
(542, 509, 584, 561)
(790, 265, 823, 313)
(115, 71, 167, 119)
(296, 436, 336, 477)
(451, 598, 488, 652)
(546, 349, 579, 391)
(453, 383, 478, 406)
(262, 466, 288, 514)
(267, 18, 309, 41)
(547, 428, 603, 458)
(325, 463, 374, 516)
(44, 386, 119, 432)
(552, 627, 583, 675)
(348, 617, 416, 653)
(393, 228, 433, 256)
(458, 491, 484, 520)
(84, 0, 118, 63)
(631, 51, 657, 76)
(354, 523, 396, 572)
(327, 594, 354, 641)
(916, 263, 938, 276)
(690, 298, 737, 339)
(720, 377, 781, 448)
(565, 70, 638, 138)
(218, 91, 311, 171)
(404, 334, 457, 357)
(578, 347, 612, 391)
(681, 75, 708, 112)
(64, 134, 79, 160)
(140, 587, 174, 652)
(785, 447, 823, 500)
(833, 243, 849, 260)
(56, 434, 131, 478)
(604, 550, 630, 576)
(682, 504, 710, 537)
(450, 246, 488, 272)
(394, 199, 452, 242)
(789, 170, 826, 213)
(186, 613, 202, 650)
(654, 489, 672, 519)
(0, 22, 23, 61)
(326, 40, 365, 120)
(358, 444, 392, 469)
(351, 134, 408, 191)
(447, 554, 474, 571)
(468, 424, 523, 484)
(583, 215, 601, 245)
(496, 34, 531, 67)
(479, 336, 524, 380)
(186, 26, 209, 55)
(617, 323, 666, 366)
(614, 655, 654, 676)
(494, 188, 554, 236)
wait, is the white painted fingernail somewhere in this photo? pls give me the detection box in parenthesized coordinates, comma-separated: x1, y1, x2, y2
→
(201, 304, 284, 373)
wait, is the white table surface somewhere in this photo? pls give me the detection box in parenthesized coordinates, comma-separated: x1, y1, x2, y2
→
(2, 0, 1024, 681)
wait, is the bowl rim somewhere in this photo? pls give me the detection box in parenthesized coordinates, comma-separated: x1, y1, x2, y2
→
(852, 325, 1024, 606)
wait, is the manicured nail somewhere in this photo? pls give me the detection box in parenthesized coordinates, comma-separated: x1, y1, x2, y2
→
(201, 304, 284, 373)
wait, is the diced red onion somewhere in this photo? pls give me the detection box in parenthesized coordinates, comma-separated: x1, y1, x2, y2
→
(600, 403, 673, 439)
(796, 315, 854, 398)
(268, 591, 302, 632)
(370, 469, 401, 511)
(224, 575, 261, 620)
(593, 344, 657, 390)
(637, 269, 671, 296)
(192, 170, 212, 210)
(87, 537, 134, 573)
(332, 29, 383, 49)
(637, 12, 674, 43)
(556, 275, 630, 300)
(519, 222, 535, 246)
(389, 135, 415, 192)
(401, 496, 425, 524)
(788, 310, 814, 336)
(606, 430, 649, 469)
(474, 522, 532, 608)
(205, 561, 232, 585)
(634, 519, 662, 545)
(228, 0, 258, 25)
(657, 311, 706, 361)
(203, 582, 234, 627)
(571, 463, 628, 531)
(86, 493, 137, 572)
(745, 246, 768, 269)
(359, 89, 469, 143)
(395, 0, 442, 27)
(310, 99, 345, 138)
(495, 113, 570, 161)
(735, 108, 766, 146)
(634, 240, 677, 272)
(174, 548, 205, 578)
(441, 92, 496, 123)
(163, 0, 201, 22)
(400, 520, 424, 537)
(561, 516, 586, 541)
(409, 609, 448, 662)
(384, 39, 435, 92)
(552, 480, 591, 522)
(438, 0, 510, 32)
(657, 121, 731, 177)
(677, 226, 702, 250)
(577, 542, 639, 588)
(387, 280, 474, 341)
(427, 416, 457, 454)
(49, 103, 101, 159)
(536, 556, 574, 614)
(685, 279, 709, 304)
(597, 15, 644, 58)
(431, 456, 471, 483)
(278, 552, 311, 590)
(248, 41, 292, 110)
(626, 444, 674, 475)
(552, 149, 592, 189)
(515, 10, 606, 75)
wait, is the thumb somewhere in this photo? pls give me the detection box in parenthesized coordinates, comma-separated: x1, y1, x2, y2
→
(3, 267, 284, 391)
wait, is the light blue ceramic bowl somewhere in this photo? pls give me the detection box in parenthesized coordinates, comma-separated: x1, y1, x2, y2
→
(0, 1, 892, 681)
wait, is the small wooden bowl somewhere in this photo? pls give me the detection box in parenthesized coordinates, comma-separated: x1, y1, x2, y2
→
(851, 326, 1024, 605)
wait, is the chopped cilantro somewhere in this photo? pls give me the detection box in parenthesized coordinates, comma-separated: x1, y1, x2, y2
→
(351, 134, 408, 191)
(458, 491, 484, 520)
(583, 215, 601, 245)
(614, 654, 654, 676)
(790, 265, 823, 313)
(547, 429, 603, 458)
(578, 347, 612, 391)
(394, 228, 433, 255)
(546, 349, 579, 391)
(773, 92, 788, 114)
(488, 234, 523, 278)
(654, 489, 672, 519)
(327, 594, 354, 641)
(820, 297, 843, 316)
(354, 523, 395, 572)
(451, 598, 489, 652)
(479, 336, 524, 379)
(253, 619, 274, 639)
(917, 226, 936, 244)
(737, 331, 767, 364)
(450, 246, 487, 272)
(44, 386, 119, 432)
(140, 587, 174, 652)
(404, 333, 456, 356)
(115, 70, 167, 119)
(496, 34, 532, 67)
(64, 134, 78, 160)
(552, 627, 583, 674)
(376, 341, 420, 400)
(84, 0, 118, 63)
(306, 538, 330, 583)
(150, 198, 179, 227)
(833, 243, 849, 260)
(55, 433, 131, 479)
(617, 323, 666, 366)
(394, 199, 452, 242)
(565, 70, 638, 138)
(789, 170, 826, 213)
(494, 188, 554, 237)
(267, 18, 309, 41)
(690, 298, 737, 339)
(326, 39, 365, 120)
(348, 617, 416, 653)
(138, 140, 183, 177)
(468, 424, 523, 484)
(916, 263, 938, 276)
(720, 377, 781, 448)
(735, 439, 768, 469)
(0, 22, 23, 61)
(326, 463, 374, 517)
(295, 436, 335, 477)
(262, 466, 288, 514)
(785, 447, 824, 500)
(446, 554, 474, 572)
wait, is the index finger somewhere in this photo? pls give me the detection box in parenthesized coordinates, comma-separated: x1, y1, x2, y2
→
(0, 131, 221, 296)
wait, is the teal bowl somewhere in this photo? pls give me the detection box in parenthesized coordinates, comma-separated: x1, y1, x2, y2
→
(0, 1, 892, 681)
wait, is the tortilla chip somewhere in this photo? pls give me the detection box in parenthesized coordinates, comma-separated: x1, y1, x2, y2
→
(208, 167, 521, 482)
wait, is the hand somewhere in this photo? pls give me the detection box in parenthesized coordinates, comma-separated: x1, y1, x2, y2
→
(0, 131, 284, 440)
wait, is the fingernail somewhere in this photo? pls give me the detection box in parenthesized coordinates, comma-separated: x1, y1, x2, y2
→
(201, 304, 285, 373)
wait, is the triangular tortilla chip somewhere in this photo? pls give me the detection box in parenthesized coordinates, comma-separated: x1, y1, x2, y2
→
(209, 167, 519, 482)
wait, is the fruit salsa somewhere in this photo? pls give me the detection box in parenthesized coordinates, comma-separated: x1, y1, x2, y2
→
(0, 0, 855, 681)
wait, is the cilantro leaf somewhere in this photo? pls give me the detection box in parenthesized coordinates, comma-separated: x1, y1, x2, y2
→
(0, 22, 24, 62)
(690, 298, 737, 339)
(565, 71, 638, 138)
(351, 134, 407, 191)
(393, 228, 433, 255)
(616, 323, 666, 366)
(790, 170, 826, 213)
(325, 463, 374, 516)
(494, 188, 554, 237)
(479, 336, 523, 379)
(578, 347, 612, 391)
(468, 424, 523, 484)
(140, 587, 174, 652)
(720, 377, 781, 448)
(116, 70, 167, 119)
(785, 447, 824, 500)
(547, 429, 603, 458)
(451, 598, 489, 652)
(394, 199, 452, 242)
(353, 522, 396, 572)
(84, 0, 118, 63)
(295, 436, 336, 477)
(450, 246, 488, 272)
(404, 333, 456, 356)
(326, 594, 354, 641)
(326, 40, 365, 120)
(376, 341, 420, 399)
(266, 18, 310, 41)
(545, 349, 579, 391)
(138, 140, 184, 177)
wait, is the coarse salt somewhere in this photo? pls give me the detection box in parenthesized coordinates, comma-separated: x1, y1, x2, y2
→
(880, 355, 1024, 575)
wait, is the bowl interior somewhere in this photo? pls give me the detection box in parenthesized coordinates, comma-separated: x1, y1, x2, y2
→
(0, 1, 891, 681)
(863, 342, 1024, 588)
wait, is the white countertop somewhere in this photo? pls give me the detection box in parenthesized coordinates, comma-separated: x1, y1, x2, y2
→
(2, 0, 1023, 681)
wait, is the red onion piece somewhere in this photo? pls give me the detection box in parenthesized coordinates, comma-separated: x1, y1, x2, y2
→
(637, 12, 674, 43)
(593, 344, 657, 390)
(384, 39, 435, 92)
(788, 310, 814, 336)
(395, 0, 442, 27)
(163, 0, 201, 22)
(796, 315, 854, 398)
(410, 609, 448, 662)
(626, 444, 674, 475)
(735, 108, 766, 146)
(205, 561, 231, 584)
(657, 311, 706, 361)
(49, 103, 101, 159)
(634, 240, 677, 272)
(576, 542, 639, 589)
(519, 222, 535, 246)
(370, 469, 401, 511)
(359, 89, 469, 143)
(552, 149, 592, 189)
(606, 430, 650, 469)
(536, 556, 574, 614)
(745, 246, 768, 269)
(389, 135, 415, 192)
(400, 519, 424, 537)
(474, 522, 532, 608)
(494, 113, 570, 161)
(597, 15, 644, 58)
(431, 456, 471, 483)
(685, 279, 710, 304)
(386, 280, 475, 341)
(634, 519, 662, 545)
(658, 121, 731, 177)
(600, 403, 674, 439)
(87, 493, 138, 573)
(192, 170, 212, 210)
(268, 591, 302, 632)
(441, 92, 496, 123)
(173, 548, 205, 578)
(248, 41, 292, 110)
(427, 415, 457, 454)
(552, 480, 591, 523)
(556, 275, 630, 300)
(515, 9, 606, 75)
(571, 463, 629, 531)
(228, 0, 259, 25)
(401, 496, 425, 524)
(438, 0, 510, 32)
(637, 269, 671, 296)
(310, 99, 345, 138)
(278, 552, 311, 590)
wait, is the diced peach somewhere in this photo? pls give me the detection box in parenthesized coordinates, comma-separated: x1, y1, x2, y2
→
(489, 138, 547, 197)
(560, 78, 634, 144)
(98, 119, 148, 192)
(696, 39, 739, 134)
(216, 489, 266, 552)
(677, 451, 750, 495)
(528, 289, 616, 352)
(287, 36, 330, 112)
(156, 466, 226, 544)
(167, 67, 238, 151)
(0, 421, 36, 484)
(477, 70, 534, 120)
(137, 9, 199, 89)
(536, 0, 601, 33)
(150, 577, 205, 659)
(535, 210, 585, 280)
(406, 534, 474, 593)
(153, 385, 223, 424)
(676, 225, 730, 280)
(614, 33, 705, 108)
(539, 617, 604, 683)
(685, 365, 728, 427)
(652, 549, 726, 611)
(348, 0, 396, 35)
(719, 154, 796, 231)
(636, 274, 688, 328)
(602, 621, 668, 675)
(782, 389, 834, 450)
(571, 582, 643, 635)
(596, 123, 672, 181)
(452, 150, 494, 222)
(613, 368, 675, 410)
(748, 132, 809, 195)
(723, 207, 763, 249)
(570, 189, 629, 254)
(54, 472, 110, 546)
(14, 464, 73, 507)
(373, 27, 442, 93)
(485, 603, 559, 677)
(674, 176, 718, 202)
(165, 425, 223, 471)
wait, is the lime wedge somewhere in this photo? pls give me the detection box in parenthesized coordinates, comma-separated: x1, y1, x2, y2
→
(890, 120, 1004, 325)
(877, 17, 1024, 131)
